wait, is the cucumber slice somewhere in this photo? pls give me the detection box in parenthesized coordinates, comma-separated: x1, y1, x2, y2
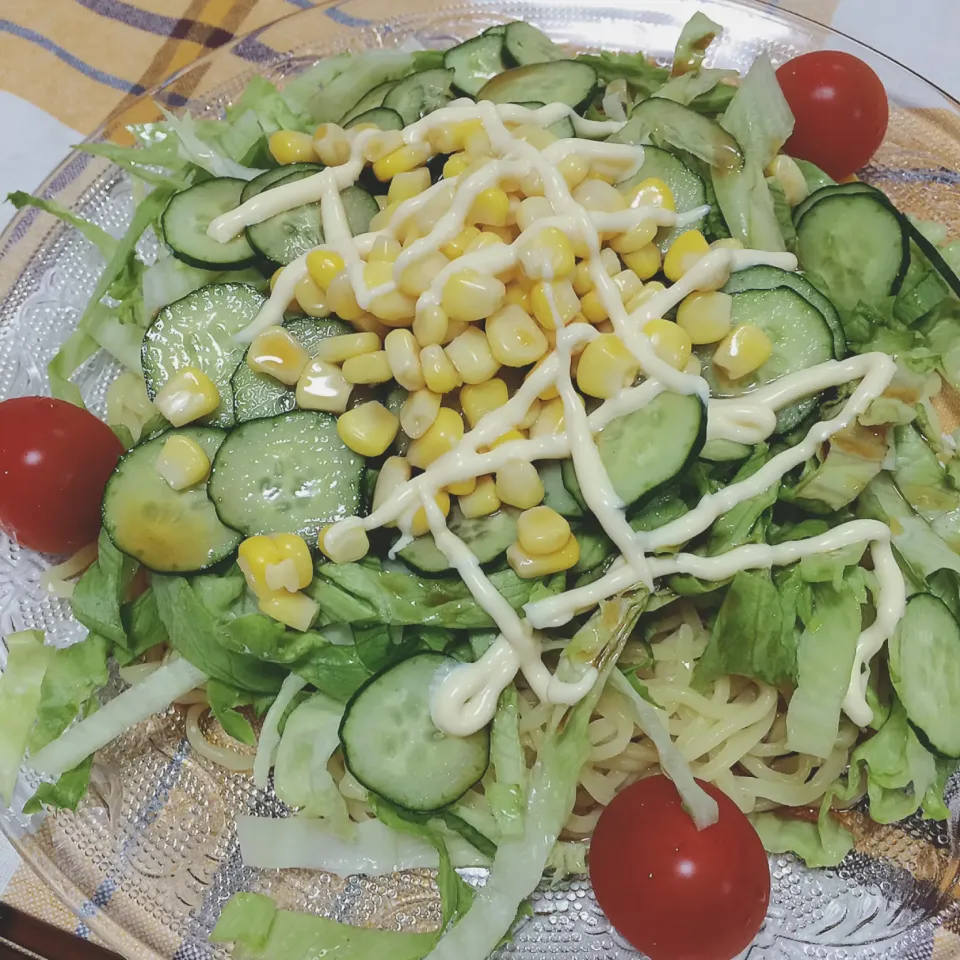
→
(482, 24, 507, 36)
(594, 391, 705, 506)
(383, 69, 455, 125)
(610, 98, 742, 173)
(161, 178, 257, 269)
(444, 34, 506, 97)
(792, 181, 879, 225)
(503, 21, 564, 66)
(398, 506, 519, 573)
(340, 653, 490, 811)
(231, 316, 351, 422)
(699, 287, 836, 434)
(540, 460, 584, 518)
(209, 411, 364, 540)
(343, 107, 404, 131)
(795, 193, 910, 311)
(246, 173, 379, 265)
(246, 168, 324, 266)
(889, 593, 960, 758)
(724, 264, 845, 359)
(240, 163, 324, 204)
(103, 427, 241, 573)
(477, 61, 597, 111)
(512, 101, 575, 138)
(340, 79, 398, 126)
(617, 145, 706, 249)
(699, 438, 753, 462)
(142, 282, 266, 429)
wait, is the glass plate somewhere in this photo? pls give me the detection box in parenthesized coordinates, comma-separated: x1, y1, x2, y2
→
(1, 2, 959, 957)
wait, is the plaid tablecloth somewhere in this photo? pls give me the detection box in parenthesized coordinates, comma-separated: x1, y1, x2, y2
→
(0, 0, 957, 948)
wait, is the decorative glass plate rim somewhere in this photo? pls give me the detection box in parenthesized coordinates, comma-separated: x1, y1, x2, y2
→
(0, 2, 958, 958)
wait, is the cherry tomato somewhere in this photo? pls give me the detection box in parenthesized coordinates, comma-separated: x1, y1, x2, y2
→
(590, 776, 770, 960)
(0, 397, 123, 554)
(776, 51, 888, 181)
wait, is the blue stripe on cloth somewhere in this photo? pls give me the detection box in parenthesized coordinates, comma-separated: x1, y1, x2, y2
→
(0, 20, 146, 94)
(863, 165, 960, 187)
(286, 0, 315, 8)
(73, 739, 190, 937)
(324, 4, 372, 27)
(72, 0, 179, 34)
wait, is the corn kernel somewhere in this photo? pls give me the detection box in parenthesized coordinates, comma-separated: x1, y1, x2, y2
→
(519, 169, 544, 197)
(519, 226, 575, 281)
(710, 238, 744, 251)
(438, 228, 475, 262)
(445, 327, 500, 384)
(363, 129, 405, 163)
(296, 358, 352, 413)
(625, 280, 666, 313)
(622, 243, 662, 281)
(459, 475, 500, 518)
(573, 178, 626, 213)
(572, 260, 594, 296)
(420, 344, 463, 393)
(644, 318, 692, 371)
(415, 183, 457, 234)
(495, 460, 544, 510)
(443, 153, 475, 181)
(610, 219, 659, 255)
(155, 435, 210, 490)
(406, 407, 464, 469)
(486, 304, 549, 367)
(576, 333, 640, 399)
(503, 281, 531, 311)
(621, 176, 676, 212)
(312, 123, 351, 166)
(663, 230, 710, 283)
(269, 268, 285, 293)
(766, 155, 809, 207)
(579, 288, 609, 324)
(516, 197, 554, 233)
(155, 367, 220, 426)
(463, 128, 492, 157)
(269, 130, 315, 165)
(326, 269, 364, 321)
(388, 167, 431, 205)
(518, 397, 541, 431)
(372, 456, 412, 517)
(517, 505, 570, 556)
(319, 522, 370, 564)
(247, 327, 310, 386)
(460, 378, 509, 428)
(369, 202, 399, 232)
(307, 249, 346, 291)
(267, 533, 313, 591)
(526, 356, 559, 401)
(485, 429, 525, 451)
(712, 323, 773, 380)
(468, 187, 510, 227)
(337, 401, 399, 456)
(384, 329, 424, 391)
(441, 269, 506, 323)
(613, 269, 644, 305)
(530, 279, 580, 330)
(507, 533, 579, 578)
(315, 331, 380, 364)
(399, 251, 449, 298)
(465, 231, 506, 254)
(413, 304, 449, 346)
(529, 396, 565, 437)
(442, 319, 470, 345)
(512, 123, 556, 150)
(399, 388, 441, 440)
(341, 350, 392, 385)
(599, 247, 621, 275)
(259, 591, 319, 632)
(367, 236, 402, 263)
(557, 154, 589, 190)
(237, 535, 282, 598)
(294, 274, 329, 317)
(408, 491, 451, 537)
(363, 260, 416, 325)
(676, 291, 733, 345)
(446, 476, 477, 497)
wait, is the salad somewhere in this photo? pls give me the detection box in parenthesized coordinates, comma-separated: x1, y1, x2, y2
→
(2, 12, 960, 960)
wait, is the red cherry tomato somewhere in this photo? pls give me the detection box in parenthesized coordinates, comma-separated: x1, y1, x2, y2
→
(590, 776, 770, 960)
(0, 397, 123, 554)
(776, 51, 888, 181)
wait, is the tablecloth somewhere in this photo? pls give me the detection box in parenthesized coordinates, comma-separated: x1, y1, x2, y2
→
(0, 0, 957, 949)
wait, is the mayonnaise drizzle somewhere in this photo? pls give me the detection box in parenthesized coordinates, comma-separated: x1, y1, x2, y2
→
(205, 97, 905, 736)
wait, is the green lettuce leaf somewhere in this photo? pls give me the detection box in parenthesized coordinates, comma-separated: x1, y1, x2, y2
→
(211, 892, 436, 960)
(792, 157, 834, 193)
(207, 680, 256, 746)
(751, 796, 854, 869)
(487, 686, 526, 838)
(116, 589, 169, 666)
(575, 52, 669, 98)
(0, 631, 52, 805)
(671, 12, 722, 76)
(23, 755, 94, 815)
(693, 569, 800, 689)
(7, 192, 118, 258)
(71, 531, 138, 647)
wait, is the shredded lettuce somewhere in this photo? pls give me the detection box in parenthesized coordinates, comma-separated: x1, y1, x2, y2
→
(235, 815, 490, 875)
(141, 255, 264, 317)
(159, 107, 263, 180)
(253, 672, 308, 789)
(7, 192, 118, 258)
(751, 796, 854, 869)
(575, 52, 670, 98)
(0, 631, 52, 805)
(71, 531, 138, 648)
(211, 892, 436, 960)
(653, 68, 737, 107)
(105, 371, 164, 448)
(30, 657, 206, 778)
(486, 685, 526, 837)
(671, 11, 722, 76)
